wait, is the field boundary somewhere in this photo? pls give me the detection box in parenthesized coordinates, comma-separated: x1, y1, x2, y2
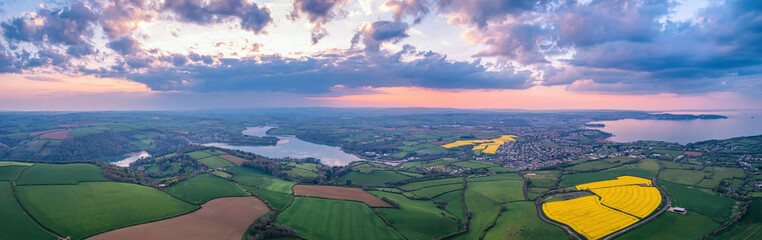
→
(9, 165, 64, 239)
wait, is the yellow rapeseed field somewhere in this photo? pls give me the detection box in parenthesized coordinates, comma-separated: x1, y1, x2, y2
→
(592, 185, 661, 218)
(575, 176, 652, 191)
(543, 195, 639, 240)
(441, 135, 517, 154)
(542, 176, 662, 239)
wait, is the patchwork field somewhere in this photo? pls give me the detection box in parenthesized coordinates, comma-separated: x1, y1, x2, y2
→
(659, 180, 735, 222)
(409, 183, 463, 198)
(218, 154, 248, 166)
(293, 185, 391, 207)
(197, 156, 235, 169)
(616, 212, 719, 240)
(454, 188, 502, 240)
(16, 163, 109, 185)
(17, 182, 197, 240)
(275, 197, 405, 240)
(339, 170, 410, 185)
(88, 197, 268, 240)
(163, 174, 249, 204)
(400, 177, 463, 191)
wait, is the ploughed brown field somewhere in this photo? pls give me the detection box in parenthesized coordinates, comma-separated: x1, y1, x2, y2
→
(218, 154, 248, 166)
(293, 185, 392, 207)
(39, 129, 72, 139)
(88, 197, 268, 240)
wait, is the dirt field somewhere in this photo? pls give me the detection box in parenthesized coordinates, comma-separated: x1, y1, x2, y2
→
(88, 197, 268, 240)
(293, 185, 392, 207)
(39, 129, 71, 139)
(218, 154, 248, 166)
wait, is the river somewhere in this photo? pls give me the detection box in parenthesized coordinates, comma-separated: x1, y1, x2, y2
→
(589, 111, 762, 144)
(206, 126, 363, 166)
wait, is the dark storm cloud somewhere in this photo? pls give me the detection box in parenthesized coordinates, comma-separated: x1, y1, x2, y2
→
(289, 0, 351, 44)
(0, 46, 19, 73)
(436, 0, 546, 28)
(100, 46, 530, 93)
(351, 21, 410, 52)
(163, 0, 272, 34)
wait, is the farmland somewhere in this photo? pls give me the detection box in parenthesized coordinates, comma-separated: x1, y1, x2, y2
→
(0, 182, 56, 240)
(370, 191, 460, 239)
(16, 163, 109, 185)
(543, 195, 639, 240)
(441, 135, 517, 154)
(455, 188, 502, 240)
(484, 202, 566, 240)
(163, 174, 249, 204)
(658, 180, 736, 222)
(293, 185, 392, 207)
(616, 212, 719, 240)
(88, 197, 268, 240)
(339, 170, 410, 185)
(275, 197, 405, 240)
(17, 182, 197, 239)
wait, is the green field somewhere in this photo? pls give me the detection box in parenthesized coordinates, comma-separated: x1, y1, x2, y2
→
(467, 179, 525, 203)
(275, 197, 405, 240)
(196, 156, 234, 169)
(604, 159, 660, 178)
(659, 169, 709, 185)
(67, 128, 102, 137)
(16, 163, 109, 185)
(339, 171, 410, 185)
(452, 160, 498, 169)
(468, 173, 523, 182)
(186, 150, 214, 160)
(435, 190, 466, 221)
(709, 198, 762, 240)
(660, 161, 702, 169)
(660, 180, 736, 222)
(560, 172, 618, 186)
(17, 182, 196, 239)
(254, 188, 293, 210)
(616, 212, 719, 240)
(0, 161, 33, 167)
(401, 177, 463, 191)
(409, 184, 463, 198)
(0, 165, 26, 180)
(0, 182, 56, 240)
(370, 191, 460, 239)
(228, 166, 294, 194)
(455, 189, 502, 240)
(565, 160, 621, 172)
(484, 201, 566, 240)
(163, 174, 248, 204)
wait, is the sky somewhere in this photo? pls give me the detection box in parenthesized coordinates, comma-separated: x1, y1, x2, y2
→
(0, 0, 760, 111)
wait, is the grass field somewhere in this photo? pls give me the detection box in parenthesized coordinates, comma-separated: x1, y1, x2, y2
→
(709, 198, 762, 240)
(565, 160, 621, 172)
(0, 182, 56, 240)
(435, 190, 466, 221)
(275, 197, 404, 240)
(452, 160, 498, 169)
(0, 165, 26, 180)
(401, 177, 463, 191)
(468, 173, 523, 182)
(163, 174, 248, 204)
(659, 169, 709, 185)
(17, 182, 197, 240)
(228, 166, 294, 194)
(16, 163, 109, 185)
(604, 159, 660, 178)
(467, 179, 525, 203)
(454, 189, 502, 240)
(616, 212, 719, 240)
(196, 156, 234, 169)
(339, 170, 410, 185)
(0, 161, 33, 167)
(186, 151, 214, 160)
(659, 180, 735, 222)
(254, 188, 293, 210)
(560, 172, 618, 186)
(370, 191, 460, 239)
(409, 184, 463, 198)
(484, 202, 566, 240)
(660, 161, 702, 169)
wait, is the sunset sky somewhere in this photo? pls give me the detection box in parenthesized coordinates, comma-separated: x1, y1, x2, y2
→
(0, 0, 760, 111)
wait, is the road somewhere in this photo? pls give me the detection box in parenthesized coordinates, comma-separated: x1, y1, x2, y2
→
(602, 160, 670, 240)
